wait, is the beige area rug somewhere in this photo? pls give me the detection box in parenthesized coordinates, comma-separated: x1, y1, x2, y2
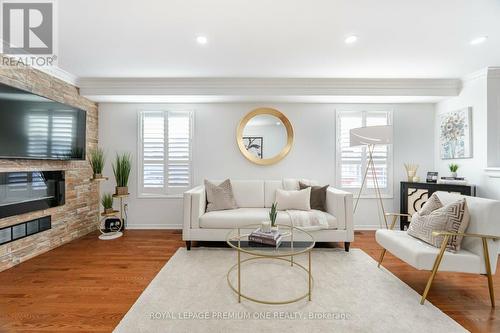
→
(114, 248, 467, 333)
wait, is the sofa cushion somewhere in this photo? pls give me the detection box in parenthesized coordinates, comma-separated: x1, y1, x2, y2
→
(299, 181, 328, 212)
(376, 229, 482, 274)
(275, 188, 311, 211)
(204, 179, 238, 212)
(418, 193, 443, 215)
(408, 198, 470, 252)
(264, 180, 283, 208)
(199, 208, 338, 229)
(230, 180, 265, 208)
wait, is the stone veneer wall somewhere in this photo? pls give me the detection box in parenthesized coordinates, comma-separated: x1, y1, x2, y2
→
(0, 61, 99, 272)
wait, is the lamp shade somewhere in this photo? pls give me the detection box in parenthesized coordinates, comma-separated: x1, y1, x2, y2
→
(349, 125, 393, 147)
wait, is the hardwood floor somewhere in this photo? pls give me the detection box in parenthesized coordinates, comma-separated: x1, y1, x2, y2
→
(0, 230, 498, 332)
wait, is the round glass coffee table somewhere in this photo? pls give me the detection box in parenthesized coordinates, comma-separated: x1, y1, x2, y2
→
(226, 224, 315, 305)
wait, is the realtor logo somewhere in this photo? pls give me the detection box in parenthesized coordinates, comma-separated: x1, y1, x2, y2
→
(2, 1, 53, 55)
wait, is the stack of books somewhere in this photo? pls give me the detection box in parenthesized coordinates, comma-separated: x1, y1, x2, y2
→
(248, 228, 283, 247)
(438, 177, 468, 185)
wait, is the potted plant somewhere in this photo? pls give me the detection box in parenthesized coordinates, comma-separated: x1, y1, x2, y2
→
(89, 148, 105, 179)
(269, 202, 278, 232)
(101, 193, 114, 214)
(113, 153, 131, 196)
(449, 163, 459, 178)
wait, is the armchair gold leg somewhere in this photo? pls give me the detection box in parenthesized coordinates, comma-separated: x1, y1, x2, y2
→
(377, 249, 387, 268)
(482, 238, 495, 307)
(377, 215, 398, 268)
(421, 235, 449, 305)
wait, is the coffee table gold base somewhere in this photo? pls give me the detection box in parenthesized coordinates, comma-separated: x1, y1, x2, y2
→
(227, 255, 313, 305)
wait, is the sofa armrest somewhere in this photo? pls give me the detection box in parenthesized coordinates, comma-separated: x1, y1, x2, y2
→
(183, 186, 206, 234)
(326, 187, 354, 239)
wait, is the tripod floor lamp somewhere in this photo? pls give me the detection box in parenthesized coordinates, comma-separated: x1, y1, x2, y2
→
(349, 125, 393, 228)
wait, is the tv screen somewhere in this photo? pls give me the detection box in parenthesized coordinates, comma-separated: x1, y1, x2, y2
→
(0, 83, 86, 160)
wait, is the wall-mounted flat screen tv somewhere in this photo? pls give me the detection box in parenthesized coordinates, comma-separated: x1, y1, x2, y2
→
(0, 83, 86, 160)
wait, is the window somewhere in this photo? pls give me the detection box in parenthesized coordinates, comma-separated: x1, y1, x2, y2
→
(138, 111, 193, 197)
(336, 110, 393, 197)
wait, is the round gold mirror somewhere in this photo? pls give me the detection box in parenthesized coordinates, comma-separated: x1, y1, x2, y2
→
(237, 108, 294, 165)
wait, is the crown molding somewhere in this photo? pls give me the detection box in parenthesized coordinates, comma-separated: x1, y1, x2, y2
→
(461, 67, 500, 82)
(462, 68, 488, 82)
(78, 77, 460, 102)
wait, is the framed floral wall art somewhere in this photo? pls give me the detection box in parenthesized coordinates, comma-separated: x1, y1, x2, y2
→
(439, 107, 472, 159)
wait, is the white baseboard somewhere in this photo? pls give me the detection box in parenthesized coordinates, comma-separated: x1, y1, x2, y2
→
(125, 224, 182, 230)
(354, 225, 382, 231)
(126, 224, 380, 231)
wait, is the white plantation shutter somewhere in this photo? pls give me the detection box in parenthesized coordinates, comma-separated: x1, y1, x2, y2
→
(142, 111, 165, 192)
(139, 111, 192, 196)
(338, 112, 363, 189)
(167, 113, 191, 192)
(366, 112, 389, 189)
(336, 110, 393, 197)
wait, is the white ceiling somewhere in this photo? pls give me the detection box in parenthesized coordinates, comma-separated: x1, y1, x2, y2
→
(58, 0, 500, 79)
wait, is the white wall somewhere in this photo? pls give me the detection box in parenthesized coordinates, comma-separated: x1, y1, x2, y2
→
(99, 103, 435, 229)
(435, 71, 500, 200)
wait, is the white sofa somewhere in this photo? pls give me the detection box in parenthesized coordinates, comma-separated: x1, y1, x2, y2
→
(183, 179, 354, 251)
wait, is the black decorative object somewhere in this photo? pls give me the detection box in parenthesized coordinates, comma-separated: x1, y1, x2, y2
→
(243, 136, 263, 159)
(400, 181, 475, 230)
(426, 172, 439, 183)
(103, 217, 122, 232)
(0, 171, 65, 219)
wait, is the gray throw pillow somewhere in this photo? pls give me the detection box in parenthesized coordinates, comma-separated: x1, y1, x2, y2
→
(204, 179, 238, 212)
(408, 197, 470, 252)
(299, 181, 328, 212)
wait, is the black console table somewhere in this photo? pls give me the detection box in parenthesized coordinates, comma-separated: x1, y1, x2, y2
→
(400, 182, 476, 231)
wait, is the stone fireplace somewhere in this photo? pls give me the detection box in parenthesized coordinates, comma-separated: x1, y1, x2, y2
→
(0, 58, 99, 272)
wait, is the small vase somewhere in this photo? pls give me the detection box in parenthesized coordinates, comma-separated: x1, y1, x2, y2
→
(93, 173, 102, 180)
(407, 170, 416, 182)
(451, 172, 457, 178)
(115, 186, 128, 196)
(271, 225, 279, 233)
(104, 208, 114, 214)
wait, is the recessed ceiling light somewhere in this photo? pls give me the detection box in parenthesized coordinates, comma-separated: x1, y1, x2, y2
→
(344, 35, 358, 44)
(470, 36, 488, 45)
(196, 35, 208, 45)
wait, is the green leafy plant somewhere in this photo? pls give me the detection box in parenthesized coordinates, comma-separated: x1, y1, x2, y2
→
(112, 153, 132, 187)
(101, 193, 113, 210)
(449, 163, 459, 173)
(269, 202, 278, 227)
(89, 148, 105, 176)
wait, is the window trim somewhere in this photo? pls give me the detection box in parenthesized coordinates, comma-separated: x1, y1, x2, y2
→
(137, 110, 194, 199)
(335, 108, 394, 199)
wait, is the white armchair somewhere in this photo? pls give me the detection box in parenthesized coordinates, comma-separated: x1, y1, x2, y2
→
(376, 192, 500, 307)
